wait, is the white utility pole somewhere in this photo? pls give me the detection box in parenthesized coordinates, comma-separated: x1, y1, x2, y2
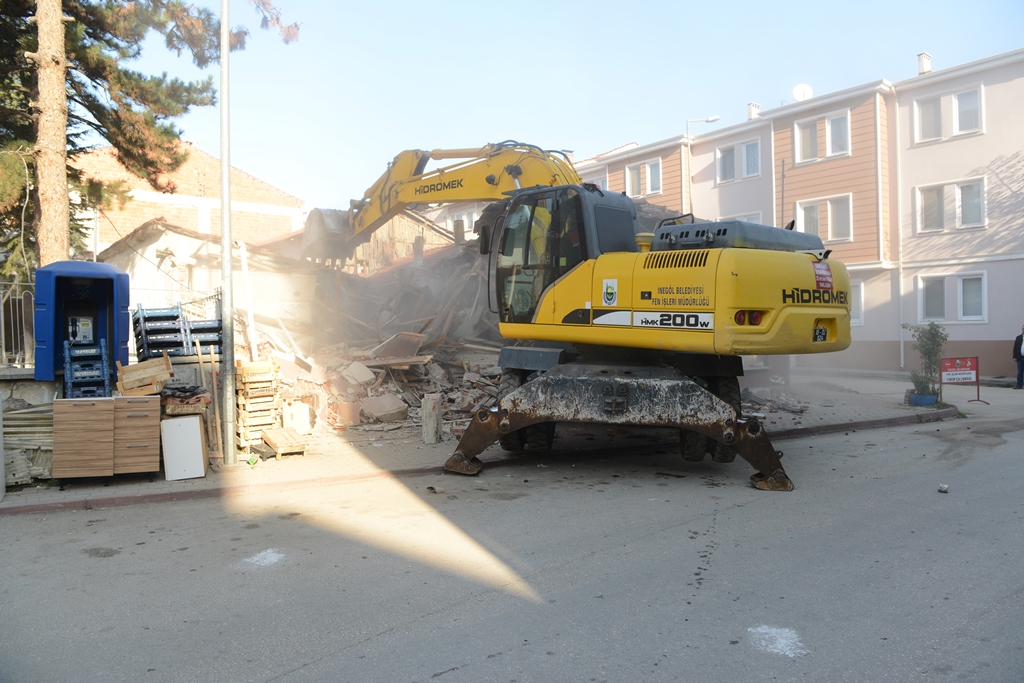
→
(219, 0, 236, 465)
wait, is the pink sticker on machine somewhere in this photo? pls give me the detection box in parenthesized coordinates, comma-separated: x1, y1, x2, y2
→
(813, 262, 834, 290)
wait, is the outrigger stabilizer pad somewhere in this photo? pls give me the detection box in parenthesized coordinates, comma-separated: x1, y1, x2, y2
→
(750, 467, 794, 491)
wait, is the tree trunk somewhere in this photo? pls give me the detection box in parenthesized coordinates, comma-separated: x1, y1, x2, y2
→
(32, 0, 69, 266)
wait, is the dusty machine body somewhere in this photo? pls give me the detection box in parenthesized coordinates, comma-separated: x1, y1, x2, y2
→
(321, 141, 852, 490)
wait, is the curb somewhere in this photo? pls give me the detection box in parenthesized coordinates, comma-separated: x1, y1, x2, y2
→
(0, 408, 960, 515)
(768, 406, 959, 441)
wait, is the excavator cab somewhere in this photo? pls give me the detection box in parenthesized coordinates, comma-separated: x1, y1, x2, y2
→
(495, 187, 586, 323)
(489, 184, 640, 324)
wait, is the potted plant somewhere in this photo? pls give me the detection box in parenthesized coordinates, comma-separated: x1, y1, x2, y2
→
(902, 321, 949, 406)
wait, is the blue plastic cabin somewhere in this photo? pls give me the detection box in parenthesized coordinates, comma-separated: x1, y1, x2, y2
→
(33, 261, 130, 382)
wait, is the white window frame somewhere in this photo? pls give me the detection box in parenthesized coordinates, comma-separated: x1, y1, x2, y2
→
(849, 281, 864, 326)
(827, 194, 852, 242)
(918, 275, 947, 322)
(825, 110, 851, 157)
(646, 159, 662, 195)
(957, 272, 986, 322)
(583, 169, 608, 191)
(953, 86, 983, 135)
(625, 164, 643, 198)
(794, 118, 818, 163)
(915, 96, 942, 143)
(717, 146, 736, 183)
(955, 178, 986, 229)
(916, 184, 945, 234)
(795, 199, 819, 235)
(741, 140, 760, 178)
(717, 140, 760, 184)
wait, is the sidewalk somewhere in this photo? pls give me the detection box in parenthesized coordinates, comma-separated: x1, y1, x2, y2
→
(2, 373, 1008, 515)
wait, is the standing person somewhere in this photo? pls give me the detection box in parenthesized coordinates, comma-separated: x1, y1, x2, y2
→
(1014, 324, 1024, 389)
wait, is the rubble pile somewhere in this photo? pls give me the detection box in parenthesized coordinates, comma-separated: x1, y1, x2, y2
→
(243, 243, 507, 443)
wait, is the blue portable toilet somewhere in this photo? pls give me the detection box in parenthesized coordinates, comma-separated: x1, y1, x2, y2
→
(34, 261, 130, 382)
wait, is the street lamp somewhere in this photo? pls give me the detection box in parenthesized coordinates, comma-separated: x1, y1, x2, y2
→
(686, 115, 719, 216)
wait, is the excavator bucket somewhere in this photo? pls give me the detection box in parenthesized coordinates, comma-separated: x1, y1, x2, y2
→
(443, 364, 793, 491)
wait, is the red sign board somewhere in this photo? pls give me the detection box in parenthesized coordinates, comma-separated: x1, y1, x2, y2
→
(813, 262, 834, 290)
(940, 357, 977, 384)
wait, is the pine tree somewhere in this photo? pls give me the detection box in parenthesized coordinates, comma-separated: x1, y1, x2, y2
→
(0, 0, 298, 278)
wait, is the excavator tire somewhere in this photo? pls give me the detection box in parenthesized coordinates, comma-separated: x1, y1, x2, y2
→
(496, 369, 527, 452)
(710, 376, 741, 463)
(680, 429, 708, 461)
(525, 421, 556, 452)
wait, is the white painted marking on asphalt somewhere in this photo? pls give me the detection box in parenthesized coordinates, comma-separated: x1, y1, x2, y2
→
(747, 625, 810, 657)
(245, 549, 285, 567)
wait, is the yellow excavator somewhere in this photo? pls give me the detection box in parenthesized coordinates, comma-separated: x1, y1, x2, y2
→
(313, 141, 852, 490)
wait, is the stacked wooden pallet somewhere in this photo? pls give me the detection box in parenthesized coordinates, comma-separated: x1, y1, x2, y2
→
(235, 358, 281, 451)
(115, 352, 173, 396)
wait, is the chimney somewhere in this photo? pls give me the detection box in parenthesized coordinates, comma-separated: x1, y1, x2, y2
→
(748, 102, 761, 120)
(917, 52, 932, 75)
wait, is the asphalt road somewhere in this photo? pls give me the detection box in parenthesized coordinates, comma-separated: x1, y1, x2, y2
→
(2, 415, 1023, 683)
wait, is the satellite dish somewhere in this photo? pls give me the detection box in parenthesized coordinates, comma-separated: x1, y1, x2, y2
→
(792, 84, 814, 102)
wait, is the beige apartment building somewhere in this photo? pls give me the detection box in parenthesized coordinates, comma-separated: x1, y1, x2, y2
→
(575, 48, 1024, 378)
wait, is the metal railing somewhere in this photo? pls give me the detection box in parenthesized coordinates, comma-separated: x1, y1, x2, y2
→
(0, 282, 35, 369)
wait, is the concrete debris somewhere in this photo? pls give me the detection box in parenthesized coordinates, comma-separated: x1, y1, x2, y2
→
(359, 393, 409, 423)
(743, 389, 809, 415)
(222, 243, 517, 445)
(341, 361, 376, 385)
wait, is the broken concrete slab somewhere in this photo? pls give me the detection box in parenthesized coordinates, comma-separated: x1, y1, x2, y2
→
(359, 393, 409, 422)
(342, 361, 376, 385)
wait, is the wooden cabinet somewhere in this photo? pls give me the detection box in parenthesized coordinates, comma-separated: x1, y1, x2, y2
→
(52, 396, 161, 478)
(113, 396, 161, 474)
(53, 398, 115, 478)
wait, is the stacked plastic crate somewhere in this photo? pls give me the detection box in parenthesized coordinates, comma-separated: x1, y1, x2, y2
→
(235, 358, 281, 452)
(63, 339, 111, 398)
(133, 305, 222, 360)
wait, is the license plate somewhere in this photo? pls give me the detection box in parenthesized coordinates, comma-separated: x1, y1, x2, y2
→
(813, 327, 827, 342)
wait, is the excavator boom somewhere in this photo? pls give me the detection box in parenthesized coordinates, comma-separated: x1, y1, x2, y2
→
(312, 141, 581, 260)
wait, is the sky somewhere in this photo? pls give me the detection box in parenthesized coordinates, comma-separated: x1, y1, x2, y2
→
(126, 0, 1024, 211)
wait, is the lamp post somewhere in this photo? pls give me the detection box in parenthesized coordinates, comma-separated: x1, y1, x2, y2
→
(685, 115, 719, 216)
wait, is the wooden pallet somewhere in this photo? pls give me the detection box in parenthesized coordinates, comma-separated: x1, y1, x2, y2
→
(237, 411, 278, 427)
(236, 383, 279, 398)
(116, 352, 173, 396)
(236, 394, 281, 409)
(262, 427, 307, 460)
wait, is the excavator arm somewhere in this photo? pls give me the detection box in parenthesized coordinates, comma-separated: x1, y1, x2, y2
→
(307, 141, 582, 260)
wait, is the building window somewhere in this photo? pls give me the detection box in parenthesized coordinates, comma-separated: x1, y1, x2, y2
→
(917, 96, 941, 142)
(957, 180, 984, 227)
(718, 147, 736, 182)
(917, 179, 986, 232)
(954, 89, 980, 134)
(796, 200, 819, 236)
(826, 112, 850, 155)
(743, 141, 759, 177)
(828, 195, 852, 241)
(626, 164, 642, 197)
(919, 186, 944, 232)
(721, 211, 762, 224)
(584, 174, 607, 191)
(795, 120, 818, 162)
(959, 274, 985, 320)
(647, 160, 661, 194)
(850, 281, 863, 325)
(922, 277, 945, 320)
(718, 140, 759, 183)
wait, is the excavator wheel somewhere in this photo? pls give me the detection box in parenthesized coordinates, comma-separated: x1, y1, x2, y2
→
(680, 429, 708, 461)
(525, 421, 556, 453)
(496, 369, 527, 452)
(710, 376, 741, 463)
